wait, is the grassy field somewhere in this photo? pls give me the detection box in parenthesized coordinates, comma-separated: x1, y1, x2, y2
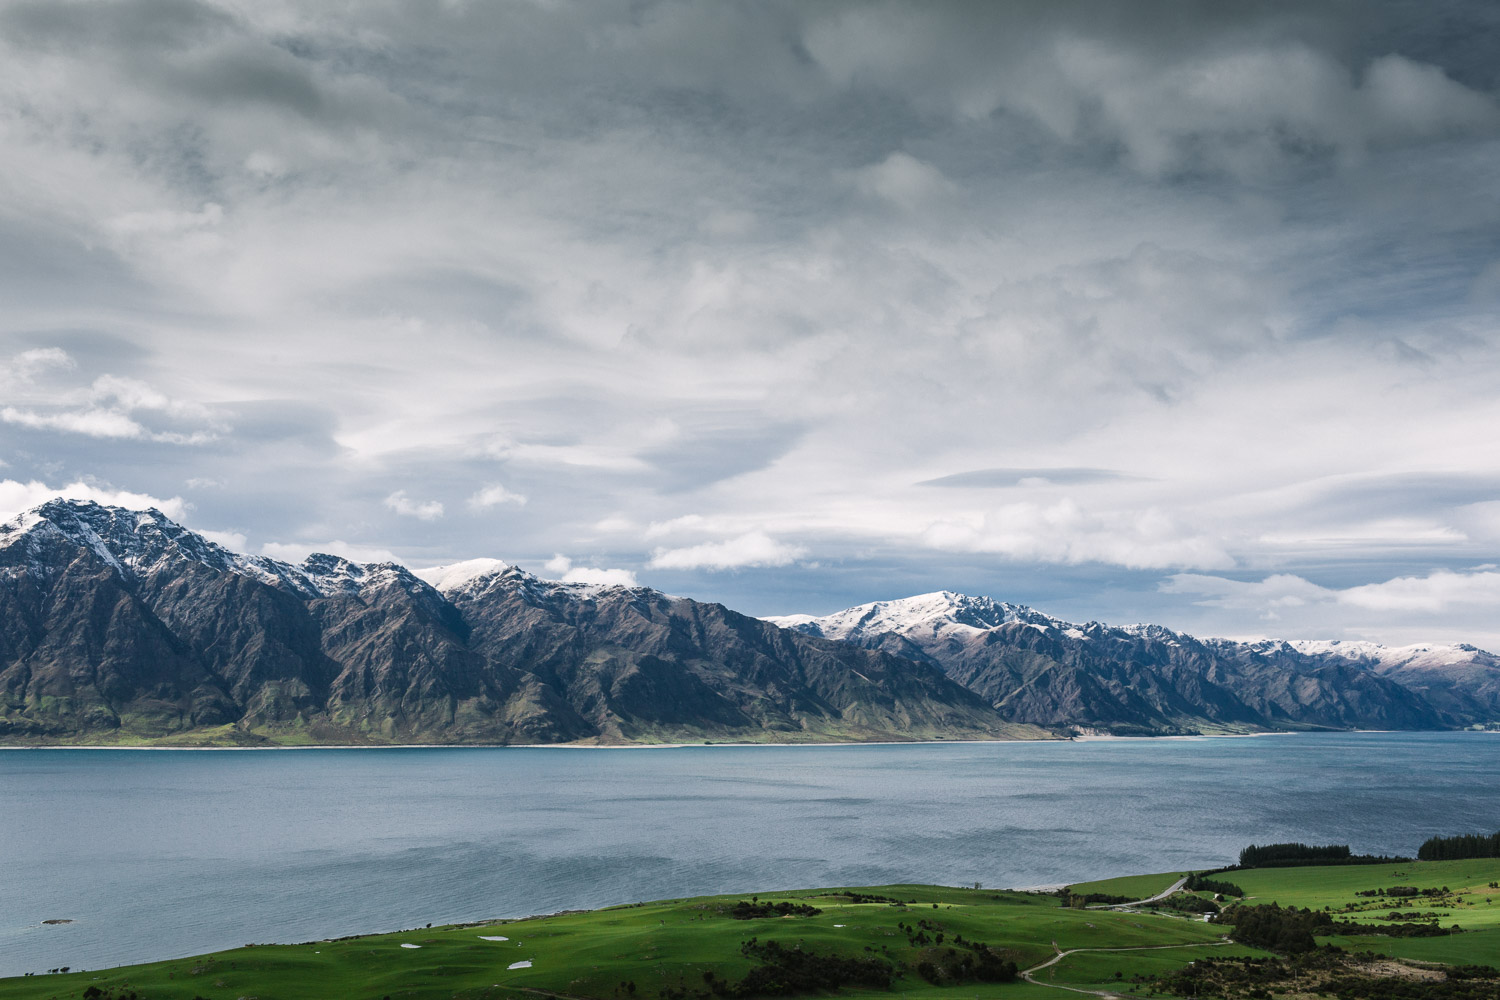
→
(0, 884, 1226, 1000)
(1032, 944, 1270, 993)
(1231, 856, 1500, 930)
(6, 862, 1497, 1000)
(1065, 872, 1184, 900)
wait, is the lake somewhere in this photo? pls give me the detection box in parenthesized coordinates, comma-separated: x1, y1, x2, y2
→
(2, 731, 1497, 977)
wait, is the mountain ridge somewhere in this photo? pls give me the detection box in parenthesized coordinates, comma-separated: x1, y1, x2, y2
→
(3, 500, 1494, 745)
(769, 592, 1500, 734)
(0, 500, 1038, 746)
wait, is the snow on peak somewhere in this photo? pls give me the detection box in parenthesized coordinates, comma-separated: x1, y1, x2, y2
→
(414, 558, 511, 593)
(0, 498, 236, 579)
(0, 499, 433, 600)
(766, 590, 1061, 642)
(1286, 638, 1496, 670)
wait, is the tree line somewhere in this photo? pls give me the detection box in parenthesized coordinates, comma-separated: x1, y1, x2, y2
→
(1236, 843, 1410, 868)
(1418, 831, 1500, 861)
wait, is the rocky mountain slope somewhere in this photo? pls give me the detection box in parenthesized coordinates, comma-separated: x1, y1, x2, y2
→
(0, 501, 1038, 745)
(768, 592, 1498, 734)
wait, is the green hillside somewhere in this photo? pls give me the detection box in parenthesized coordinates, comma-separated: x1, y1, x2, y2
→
(6, 861, 1497, 1000)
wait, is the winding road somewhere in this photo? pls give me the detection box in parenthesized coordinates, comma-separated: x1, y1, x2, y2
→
(1024, 876, 1230, 996)
(1020, 939, 1233, 998)
(1087, 875, 1189, 910)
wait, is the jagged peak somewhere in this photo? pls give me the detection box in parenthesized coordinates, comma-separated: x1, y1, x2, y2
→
(0, 499, 435, 600)
(765, 589, 1064, 641)
(0, 498, 237, 578)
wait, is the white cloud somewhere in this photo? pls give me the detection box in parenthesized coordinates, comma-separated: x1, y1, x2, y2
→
(594, 514, 637, 533)
(106, 201, 223, 237)
(850, 152, 954, 210)
(1161, 567, 1500, 644)
(541, 552, 638, 587)
(561, 566, 639, 587)
(0, 478, 188, 522)
(384, 490, 444, 520)
(2, 406, 146, 439)
(0, 348, 75, 386)
(198, 528, 249, 552)
(468, 483, 527, 509)
(645, 514, 709, 539)
(0, 369, 224, 444)
(921, 500, 1235, 571)
(487, 439, 648, 472)
(1338, 569, 1500, 613)
(649, 531, 806, 571)
(260, 540, 402, 565)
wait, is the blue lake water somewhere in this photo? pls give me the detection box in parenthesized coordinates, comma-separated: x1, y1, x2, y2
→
(2, 731, 1498, 977)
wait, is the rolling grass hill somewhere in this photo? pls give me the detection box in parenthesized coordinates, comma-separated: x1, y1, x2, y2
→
(6, 861, 1497, 1000)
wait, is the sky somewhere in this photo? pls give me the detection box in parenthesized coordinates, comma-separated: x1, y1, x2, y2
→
(1, 0, 1499, 646)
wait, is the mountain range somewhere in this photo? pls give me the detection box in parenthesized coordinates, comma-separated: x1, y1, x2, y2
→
(0, 500, 1495, 745)
(0, 500, 1034, 745)
(768, 592, 1500, 735)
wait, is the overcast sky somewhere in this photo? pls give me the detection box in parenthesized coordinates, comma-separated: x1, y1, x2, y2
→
(2, 0, 1499, 646)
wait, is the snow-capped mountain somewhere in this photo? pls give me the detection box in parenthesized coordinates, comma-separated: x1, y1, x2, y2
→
(0, 499, 415, 600)
(1209, 637, 1500, 731)
(767, 590, 1067, 644)
(0, 500, 1026, 746)
(772, 593, 1497, 734)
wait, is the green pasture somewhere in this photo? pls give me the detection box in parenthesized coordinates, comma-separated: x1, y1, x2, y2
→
(1033, 943, 1270, 993)
(0, 884, 1225, 1000)
(1231, 857, 1500, 931)
(1065, 871, 1184, 900)
(1321, 926, 1500, 965)
(7, 864, 1498, 1000)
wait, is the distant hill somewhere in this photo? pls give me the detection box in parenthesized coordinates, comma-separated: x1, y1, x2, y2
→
(0, 500, 1037, 745)
(768, 591, 1498, 735)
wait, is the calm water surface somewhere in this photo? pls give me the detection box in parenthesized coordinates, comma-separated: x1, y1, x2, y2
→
(2, 731, 1497, 977)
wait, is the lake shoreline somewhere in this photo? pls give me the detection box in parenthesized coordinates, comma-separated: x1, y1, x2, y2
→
(5, 727, 1463, 751)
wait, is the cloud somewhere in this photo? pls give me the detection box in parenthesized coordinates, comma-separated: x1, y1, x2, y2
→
(197, 527, 248, 552)
(560, 566, 639, 587)
(0, 347, 74, 387)
(541, 552, 638, 587)
(850, 152, 954, 210)
(0, 359, 225, 444)
(260, 539, 401, 565)
(0, 1, 1496, 637)
(919, 468, 1133, 489)
(2, 406, 146, 439)
(384, 490, 444, 520)
(922, 499, 1234, 571)
(1338, 569, 1500, 613)
(803, 5, 1500, 177)
(467, 483, 527, 509)
(487, 439, 648, 472)
(649, 531, 806, 571)
(1162, 567, 1500, 636)
(0, 478, 187, 521)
